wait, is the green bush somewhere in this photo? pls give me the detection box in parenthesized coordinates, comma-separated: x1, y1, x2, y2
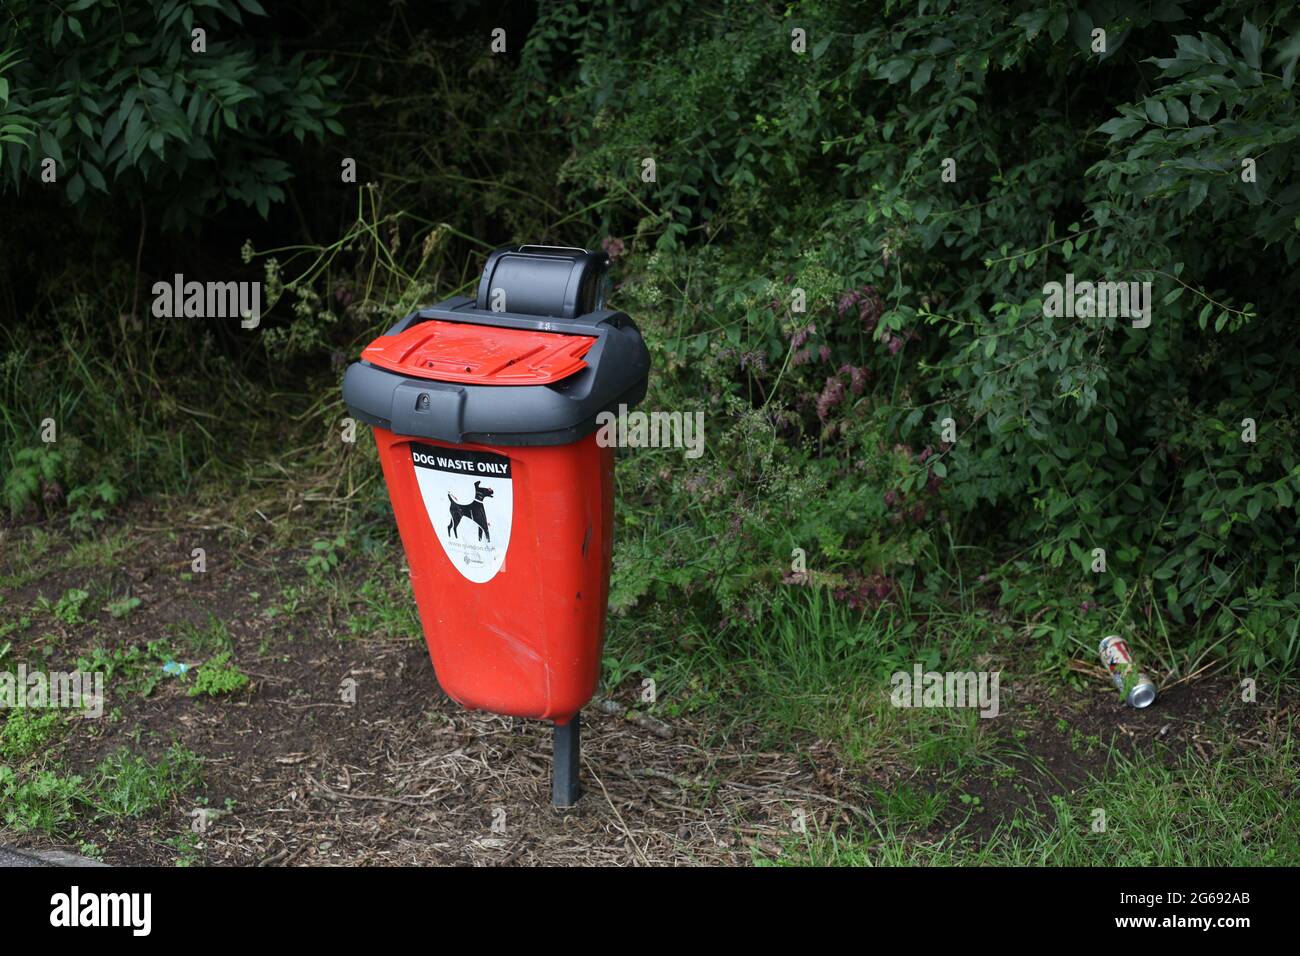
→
(0, 0, 343, 228)
(518, 0, 1300, 672)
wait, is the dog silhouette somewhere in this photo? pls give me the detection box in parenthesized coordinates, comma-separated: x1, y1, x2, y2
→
(447, 481, 493, 541)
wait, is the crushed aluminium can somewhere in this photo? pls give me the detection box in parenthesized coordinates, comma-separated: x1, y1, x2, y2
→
(1098, 635, 1157, 708)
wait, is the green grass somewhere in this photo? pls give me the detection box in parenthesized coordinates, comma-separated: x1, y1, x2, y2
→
(869, 781, 949, 829)
(773, 727, 1300, 866)
(0, 767, 86, 834)
(606, 575, 1300, 867)
(35, 587, 91, 625)
(4, 443, 1292, 865)
(173, 615, 235, 655)
(93, 744, 204, 818)
(65, 526, 134, 570)
(106, 596, 143, 619)
(75, 642, 172, 699)
(1, 308, 219, 508)
(0, 739, 205, 837)
(0, 708, 65, 763)
(0, 527, 56, 568)
(0, 615, 32, 641)
(341, 562, 421, 640)
(606, 582, 1009, 765)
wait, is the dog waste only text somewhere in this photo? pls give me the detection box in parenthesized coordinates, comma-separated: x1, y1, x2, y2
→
(411, 450, 510, 476)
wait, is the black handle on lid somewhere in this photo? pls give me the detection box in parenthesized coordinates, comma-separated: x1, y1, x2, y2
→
(475, 244, 610, 320)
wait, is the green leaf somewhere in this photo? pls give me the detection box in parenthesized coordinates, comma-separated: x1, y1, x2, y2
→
(1240, 19, 1262, 70)
(1015, 10, 1051, 39)
(82, 161, 106, 192)
(880, 59, 912, 85)
(1098, 115, 1144, 140)
(1166, 97, 1188, 126)
(1276, 482, 1294, 509)
(1049, 11, 1068, 42)
(1069, 10, 1094, 51)
(910, 59, 933, 92)
(38, 129, 63, 166)
(1192, 94, 1220, 120)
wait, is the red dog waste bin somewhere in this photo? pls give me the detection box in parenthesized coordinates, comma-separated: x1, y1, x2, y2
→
(342, 245, 649, 805)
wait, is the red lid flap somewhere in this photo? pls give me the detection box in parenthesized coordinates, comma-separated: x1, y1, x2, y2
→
(361, 319, 596, 386)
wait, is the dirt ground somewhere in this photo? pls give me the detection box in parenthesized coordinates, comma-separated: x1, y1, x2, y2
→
(0, 505, 1291, 866)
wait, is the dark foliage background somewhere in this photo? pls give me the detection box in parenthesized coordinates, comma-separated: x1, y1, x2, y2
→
(2, 0, 1298, 680)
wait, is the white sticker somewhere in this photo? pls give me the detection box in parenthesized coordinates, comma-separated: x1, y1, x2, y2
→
(411, 442, 513, 583)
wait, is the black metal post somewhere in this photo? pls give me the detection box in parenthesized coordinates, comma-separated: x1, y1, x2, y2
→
(552, 715, 581, 807)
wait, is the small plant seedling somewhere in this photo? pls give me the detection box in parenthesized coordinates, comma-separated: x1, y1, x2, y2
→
(2, 446, 63, 517)
(167, 830, 202, 867)
(106, 596, 143, 619)
(305, 534, 347, 583)
(37, 588, 90, 625)
(67, 480, 122, 532)
(188, 652, 250, 698)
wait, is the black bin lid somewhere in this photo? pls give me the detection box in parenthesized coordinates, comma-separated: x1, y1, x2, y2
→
(342, 245, 649, 448)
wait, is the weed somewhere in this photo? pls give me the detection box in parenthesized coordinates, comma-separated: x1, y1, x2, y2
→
(36, 587, 91, 625)
(0, 766, 86, 834)
(106, 596, 143, 619)
(0, 708, 64, 762)
(67, 480, 122, 532)
(168, 829, 202, 867)
(75, 641, 173, 698)
(66, 526, 132, 569)
(172, 615, 233, 655)
(2, 445, 63, 517)
(93, 744, 203, 818)
(870, 782, 947, 828)
(305, 534, 346, 584)
(343, 565, 420, 639)
(188, 652, 250, 698)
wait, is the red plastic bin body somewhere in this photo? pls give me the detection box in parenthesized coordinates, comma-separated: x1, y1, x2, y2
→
(371, 425, 614, 724)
